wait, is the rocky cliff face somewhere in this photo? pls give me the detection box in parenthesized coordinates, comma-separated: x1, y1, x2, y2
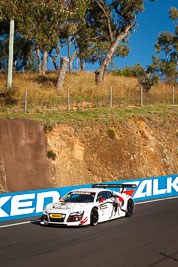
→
(47, 115, 178, 188)
(0, 115, 177, 193)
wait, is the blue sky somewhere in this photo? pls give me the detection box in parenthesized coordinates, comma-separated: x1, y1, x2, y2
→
(48, 0, 177, 71)
(113, 0, 177, 71)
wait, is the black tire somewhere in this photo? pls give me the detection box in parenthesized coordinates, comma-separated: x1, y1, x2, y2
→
(126, 199, 134, 217)
(90, 207, 99, 226)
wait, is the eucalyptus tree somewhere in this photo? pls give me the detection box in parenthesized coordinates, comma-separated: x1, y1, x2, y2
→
(70, 1, 128, 72)
(0, 33, 36, 72)
(60, 0, 90, 73)
(14, 0, 70, 75)
(48, 45, 64, 71)
(62, 0, 107, 72)
(75, 25, 105, 71)
(148, 7, 178, 84)
(76, 25, 130, 72)
(88, 0, 157, 83)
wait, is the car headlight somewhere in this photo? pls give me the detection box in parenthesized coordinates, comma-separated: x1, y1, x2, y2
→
(70, 211, 83, 216)
(67, 211, 84, 222)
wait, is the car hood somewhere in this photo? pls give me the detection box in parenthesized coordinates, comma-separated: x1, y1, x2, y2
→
(45, 201, 92, 213)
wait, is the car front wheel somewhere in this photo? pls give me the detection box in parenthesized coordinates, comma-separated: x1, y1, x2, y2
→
(90, 208, 99, 226)
(126, 199, 134, 217)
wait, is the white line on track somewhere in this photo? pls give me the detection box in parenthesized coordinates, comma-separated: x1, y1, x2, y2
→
(0, 220, 39, 229)
(0, 196, 178, 229)
(0, 220, 31, 228)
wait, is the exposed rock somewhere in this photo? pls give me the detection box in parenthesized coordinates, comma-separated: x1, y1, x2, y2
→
(47, 115, 178, 187)
(0, 118, 52, 192)
(0, 115, 177, 193)
(46, 125, 99, 188)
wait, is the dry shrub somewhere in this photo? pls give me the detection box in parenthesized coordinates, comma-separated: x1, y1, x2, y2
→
(150, 82, 175, 95)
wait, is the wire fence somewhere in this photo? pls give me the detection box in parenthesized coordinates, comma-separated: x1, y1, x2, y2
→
(0, 87, 177, 113)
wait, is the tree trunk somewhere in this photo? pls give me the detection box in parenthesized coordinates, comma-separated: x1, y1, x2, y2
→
(95, 24, 133, 84)
(95, 70, 104, 83)
(68, 41, 72, 74)
(68, 41, 78, 74)
(42, 51, 48, 75)
(52, 60, 59, 71)
(70, 48, 78, 73)
(69, 60, 73, 74)
(56, 56, 69, 91)
(7, 19, 14, 88)
(79, 58, 84, 71)
(36, 47, 42, 75)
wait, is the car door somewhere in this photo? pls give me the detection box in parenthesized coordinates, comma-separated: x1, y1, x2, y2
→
(97, 191, 114, 222)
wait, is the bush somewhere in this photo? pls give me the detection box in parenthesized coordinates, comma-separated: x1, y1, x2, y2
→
(111, 66, 134, 77)
(44, 121, 54, 132)
(108, 128, 116, 139)
(47, 150, 56, 160)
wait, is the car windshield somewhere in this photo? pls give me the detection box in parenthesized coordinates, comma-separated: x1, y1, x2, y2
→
(62, 192, 95, 203)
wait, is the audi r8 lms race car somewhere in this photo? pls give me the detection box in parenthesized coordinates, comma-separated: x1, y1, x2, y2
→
(40, 183, 136, 226)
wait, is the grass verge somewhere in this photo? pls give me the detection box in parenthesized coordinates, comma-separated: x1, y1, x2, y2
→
(0, 105, 177, 125)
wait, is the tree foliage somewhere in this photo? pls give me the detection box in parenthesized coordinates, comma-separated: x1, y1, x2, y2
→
(87, 0, 157, 83)
(112, 63, 159, 92)
(1, 0, 174, 88)
(15, 0, 69, 52)
(148, 7, 178, 84)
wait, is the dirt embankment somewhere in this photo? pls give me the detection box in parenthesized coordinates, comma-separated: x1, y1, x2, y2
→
(0, 116, 177, 193)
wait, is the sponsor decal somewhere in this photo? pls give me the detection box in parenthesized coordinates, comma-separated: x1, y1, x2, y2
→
(71, 191, 92, 195)
(100, 204, 107, 210)
(0, 175, 177, 222)
(80, 217, 88, 225)
(132, 176, 178, 200)
(50, 214, 62, 219)
(118, 197, 124, 202)
(0, 190, 60, 221)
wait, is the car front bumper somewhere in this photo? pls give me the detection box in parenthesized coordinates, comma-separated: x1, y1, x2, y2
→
(40, 213, 89, 226)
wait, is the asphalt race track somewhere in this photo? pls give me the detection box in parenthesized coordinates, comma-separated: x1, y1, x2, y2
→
(0, 197, 178, 267)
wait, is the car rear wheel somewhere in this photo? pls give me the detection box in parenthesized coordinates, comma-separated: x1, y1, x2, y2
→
(126, 199, 134, 217)
(90, 208, 99, 226)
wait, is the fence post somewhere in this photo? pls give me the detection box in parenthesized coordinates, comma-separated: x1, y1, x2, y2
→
(25, 89, 27, 113)
(67, 88, 70, 111)
(172, 86, 174, 105)
(110, 86, 112, 108)
(140, 86, 143, 106)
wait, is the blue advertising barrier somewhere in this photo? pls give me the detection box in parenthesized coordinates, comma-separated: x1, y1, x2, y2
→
(0, 174, 177, 222)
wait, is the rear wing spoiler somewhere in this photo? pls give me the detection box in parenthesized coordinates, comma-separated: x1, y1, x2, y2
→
(92, 183, 137, 193)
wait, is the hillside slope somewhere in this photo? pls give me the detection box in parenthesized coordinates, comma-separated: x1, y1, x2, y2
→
(0, 114, 177, 193)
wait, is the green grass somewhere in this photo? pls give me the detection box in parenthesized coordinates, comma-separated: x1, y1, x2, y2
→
(0, 104, 177, 126)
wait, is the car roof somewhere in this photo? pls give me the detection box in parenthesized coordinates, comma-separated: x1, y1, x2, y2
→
(70, 188, 112, 193)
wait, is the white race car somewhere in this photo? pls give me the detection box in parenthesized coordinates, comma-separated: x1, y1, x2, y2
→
(40, 183, 136, 226)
